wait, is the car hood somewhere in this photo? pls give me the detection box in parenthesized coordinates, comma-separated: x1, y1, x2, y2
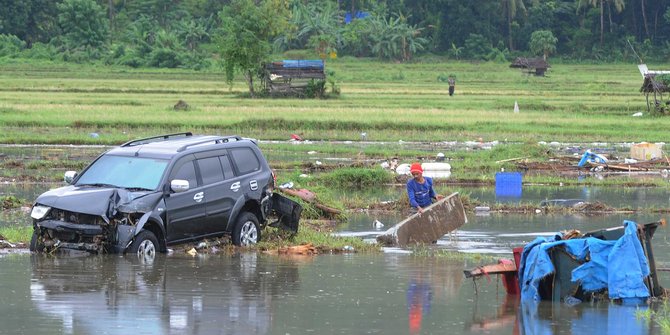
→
(35, 185, 161, 219)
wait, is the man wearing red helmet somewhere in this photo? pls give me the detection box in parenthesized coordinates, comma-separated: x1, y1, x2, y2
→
(406, 163, 443, 213)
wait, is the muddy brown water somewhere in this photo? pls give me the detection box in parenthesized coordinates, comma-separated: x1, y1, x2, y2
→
(2, 181, 670, 334)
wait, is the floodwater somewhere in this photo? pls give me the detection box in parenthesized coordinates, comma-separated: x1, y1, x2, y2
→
(2, 182, 670, 334)
(1, 246, 666, 335)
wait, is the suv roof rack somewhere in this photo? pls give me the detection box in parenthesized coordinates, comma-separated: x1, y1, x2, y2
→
(176, 135, 243, 152)
(121, 132, 193, 147)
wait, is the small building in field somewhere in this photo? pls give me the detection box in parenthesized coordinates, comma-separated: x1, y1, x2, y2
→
(262, 60, 326, 97)
(510, 57, 550, 76)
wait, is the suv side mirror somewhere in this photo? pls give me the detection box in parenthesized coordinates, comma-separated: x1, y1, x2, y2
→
(64, 171, 77, 184)
(171, 179, 190, 193)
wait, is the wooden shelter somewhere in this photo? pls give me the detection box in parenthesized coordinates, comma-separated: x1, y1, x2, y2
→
(509, 57, 550, 76)
(262, 60, 326, 97)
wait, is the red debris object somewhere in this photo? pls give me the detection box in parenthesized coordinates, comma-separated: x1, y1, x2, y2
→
(290, 134, 303, 141)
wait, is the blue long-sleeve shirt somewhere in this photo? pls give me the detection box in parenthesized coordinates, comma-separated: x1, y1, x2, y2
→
(406, 177, 436, 208)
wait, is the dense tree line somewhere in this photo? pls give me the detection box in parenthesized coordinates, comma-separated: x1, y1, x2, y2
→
(1, 0, 670, 69)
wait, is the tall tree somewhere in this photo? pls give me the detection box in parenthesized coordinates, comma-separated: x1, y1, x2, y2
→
(57, 0, 109, 49)
(218, 0, 290, 96)
(578, 0, 625, 45)
(501, 0, 526, 50)
(529, 29, 557, 60)
(0, 0, 59, 46)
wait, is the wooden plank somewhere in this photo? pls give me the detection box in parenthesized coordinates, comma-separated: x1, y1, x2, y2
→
(463, 262, 517, 278)
(376, 192, 467, 247)
(279, 188, 342, 215)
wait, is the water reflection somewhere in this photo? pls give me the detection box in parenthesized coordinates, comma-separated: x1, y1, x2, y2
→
(29, 252, 301, 335)
(468, 294, 519, 334)
(519, 300, 652, 335)
(407, 276, 432, 335)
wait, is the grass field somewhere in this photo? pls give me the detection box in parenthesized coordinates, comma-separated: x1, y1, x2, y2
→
(0, 58, 667, 144)
(2, 58, 669, 244)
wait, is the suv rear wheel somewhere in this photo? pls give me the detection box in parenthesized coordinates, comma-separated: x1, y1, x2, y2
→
(232, 212, 260, 246)
(127, 230, 158, 260)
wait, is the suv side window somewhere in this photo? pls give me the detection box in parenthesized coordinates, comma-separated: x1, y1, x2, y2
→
(219, 155, 234, 178)
(172, 160, 198, 188)
(197, 157, 224, 186)
(230, 148, 260, 175)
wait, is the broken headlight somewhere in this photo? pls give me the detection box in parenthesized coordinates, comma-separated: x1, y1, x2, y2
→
(31, 205, 51, 220)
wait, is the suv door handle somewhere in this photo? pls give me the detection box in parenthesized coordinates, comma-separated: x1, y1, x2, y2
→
(231, 182, 241, 192)
(193, 192, 204, 203)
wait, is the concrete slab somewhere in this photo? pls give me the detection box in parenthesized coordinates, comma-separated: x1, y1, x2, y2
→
(376, 192, 467, 247)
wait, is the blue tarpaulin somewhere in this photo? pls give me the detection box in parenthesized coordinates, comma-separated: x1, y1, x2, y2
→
(281, 60, 324, 69)
(518, 220, 650, 304)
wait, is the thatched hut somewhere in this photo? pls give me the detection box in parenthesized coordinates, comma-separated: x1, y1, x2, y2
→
(510, 57, 550, 76)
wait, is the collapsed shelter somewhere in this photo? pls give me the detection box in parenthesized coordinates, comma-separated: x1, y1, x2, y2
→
(638, 64, 670, 113)
(510, 57, 550, 76)
(262, 60, 326, 96)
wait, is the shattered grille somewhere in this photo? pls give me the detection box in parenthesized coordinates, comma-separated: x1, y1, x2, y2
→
(47, 209, 106, 225)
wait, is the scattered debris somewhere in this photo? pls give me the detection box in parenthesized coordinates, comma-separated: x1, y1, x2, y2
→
(630, 142, 662, 161)
(0, 240, 16, 248)
(395, 162, 451, 178)
(464, 220, 665, 304)
(280, 187, 342, 215)
(540, 199, 585, 208)
(495, 156, 529, 164)
(377, 193, 467, 247)
(372, 219, 384, 229)
(290, 134, 303, 141)
(278, 243, 317, 255)
(577, 150, 608, 167)
(186, 248, 197, 256)
(195, 240, 222, 250)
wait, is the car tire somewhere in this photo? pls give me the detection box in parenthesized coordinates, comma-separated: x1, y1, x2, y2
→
(232, 212, 261, 246)
(127, 230, 158, 261)
(29, 231, 45, 252)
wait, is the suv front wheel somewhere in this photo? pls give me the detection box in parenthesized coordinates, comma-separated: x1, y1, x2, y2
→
(127, 230, 158, 260)
(232, 212, 261, 246)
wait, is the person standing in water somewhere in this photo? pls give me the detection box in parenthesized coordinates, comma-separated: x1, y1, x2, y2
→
(406, 163, 443, 213)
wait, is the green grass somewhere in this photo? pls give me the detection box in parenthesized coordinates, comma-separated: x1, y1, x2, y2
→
(636, 301, 670, 334)
(0, 59, 668, 143)
(0, 225, 32, 243)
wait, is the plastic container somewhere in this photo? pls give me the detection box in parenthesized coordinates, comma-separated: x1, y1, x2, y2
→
(495, 172, 522, 197)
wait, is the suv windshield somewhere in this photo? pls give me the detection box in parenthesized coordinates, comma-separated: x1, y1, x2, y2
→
(75, 155, 169, 190)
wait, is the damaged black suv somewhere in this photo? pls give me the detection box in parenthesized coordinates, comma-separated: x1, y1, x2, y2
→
(30, 132, 300, 257)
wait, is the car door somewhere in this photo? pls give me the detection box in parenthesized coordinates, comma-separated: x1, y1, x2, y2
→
(227, 147, 265, 223)
(195, 152, 236, 234)
(163, 156, 208, 242)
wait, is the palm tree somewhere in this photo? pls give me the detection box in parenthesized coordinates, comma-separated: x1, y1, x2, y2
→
(500, 0, 526, 51)
(577, 0, 625, 45)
